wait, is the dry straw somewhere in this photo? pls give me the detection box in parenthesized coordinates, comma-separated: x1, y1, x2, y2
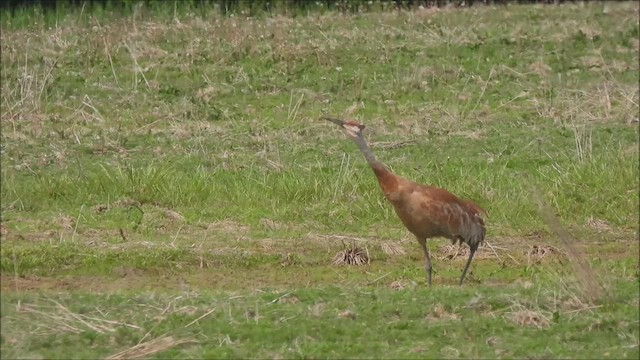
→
(332, 241, 370, 266)
(529, 182, 604, 304)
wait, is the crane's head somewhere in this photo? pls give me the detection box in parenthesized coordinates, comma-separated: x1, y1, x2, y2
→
(322, 116, 365, 139)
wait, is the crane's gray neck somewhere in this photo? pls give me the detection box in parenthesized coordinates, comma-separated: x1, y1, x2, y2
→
(352, 133, 398, 197)
(353, 134, 384, 169)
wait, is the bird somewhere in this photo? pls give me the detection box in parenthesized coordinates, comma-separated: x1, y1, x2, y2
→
(322, 116, 486, 286)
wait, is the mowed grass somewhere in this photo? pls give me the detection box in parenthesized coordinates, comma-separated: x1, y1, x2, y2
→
(1, 2, 639, 358)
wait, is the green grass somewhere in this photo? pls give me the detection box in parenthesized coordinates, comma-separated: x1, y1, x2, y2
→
(2, 281, 639, 359)
(1, 1, 639, 358)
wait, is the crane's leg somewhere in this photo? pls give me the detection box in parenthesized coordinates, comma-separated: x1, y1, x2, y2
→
(459, 242, 479, 286)
(417, 238, 432, 287)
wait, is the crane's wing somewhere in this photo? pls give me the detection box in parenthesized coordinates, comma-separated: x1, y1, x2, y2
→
(463, 200, 487, 225)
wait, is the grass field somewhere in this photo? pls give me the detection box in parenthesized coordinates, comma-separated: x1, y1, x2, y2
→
(1, 1, 639, 358)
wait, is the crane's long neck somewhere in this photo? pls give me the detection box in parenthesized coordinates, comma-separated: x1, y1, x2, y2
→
(352, 135, 399, 196)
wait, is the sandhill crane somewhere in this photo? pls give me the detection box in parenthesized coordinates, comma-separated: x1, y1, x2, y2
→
(323, 116, 486, 286)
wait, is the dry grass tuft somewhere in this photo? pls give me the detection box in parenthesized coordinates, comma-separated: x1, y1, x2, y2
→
(276, 295, 300, 304)
(524, 244, 566, 264)
(528, 59, 552, 77)
(261, 240, 274, 251)
(279, 253, 298, 267)
(371, 140, 418, 150)
(508, 309, 551, 329)
(585, 217, 612, 232)
(437, 244, 469, 260)
(389, 280, 405, 291)
(308, 302, 325, 317)
(16, 299, 142, 335)
(337, 310, 357, 320)
(451, 129, 486, 140)
(425, 303, 461, 321)
(436, 243, 499, 261)
(164, 209, 185, 222)
(206, 220, 251, 234)
(93, 204, 109, 213)
(529, 183, 605, 304)
(331, 242, 370, 266)
(381, 242, 406, 256)
(106, 335, 196, 360)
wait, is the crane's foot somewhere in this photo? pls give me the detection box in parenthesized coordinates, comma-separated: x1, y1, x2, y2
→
(426, 265, 432, 287)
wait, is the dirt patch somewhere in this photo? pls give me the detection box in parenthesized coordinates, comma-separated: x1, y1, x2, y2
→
(1, 264, 330, 293)
(0, 274, 177, 293)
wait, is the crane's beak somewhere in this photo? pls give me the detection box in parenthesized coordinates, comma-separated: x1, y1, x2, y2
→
(321, 116, 345, 127)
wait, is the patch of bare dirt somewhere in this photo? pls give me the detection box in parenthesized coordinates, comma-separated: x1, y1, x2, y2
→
(2, 230, 60, 243)
(0, 274, 183, 293)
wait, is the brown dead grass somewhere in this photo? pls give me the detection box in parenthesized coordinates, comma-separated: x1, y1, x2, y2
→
(425, 303, 461, 322)
(308, 302, 326, 317)
(381, 242, 406, 256)
(389, 280, 405, 291)
(106, 336, 196, 360)
(15, 298, 143, 335)
(524, 244, 567, 265)
(585, 217, 612, 232)
(331, 243, 370, 266)
(436, 243, 501, 261)
(508, 309, 551, 329)
(337, 309, 357, 320)
(206, 220, 251, 234)
(276, 295, 300, 304)
(530, 183, 605, 304)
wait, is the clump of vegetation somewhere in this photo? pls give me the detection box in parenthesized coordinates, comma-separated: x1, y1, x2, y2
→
(332, 242, 370, 266)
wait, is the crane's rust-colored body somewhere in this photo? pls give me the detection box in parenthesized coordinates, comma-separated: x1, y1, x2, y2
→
(323, 116, 486, 286)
